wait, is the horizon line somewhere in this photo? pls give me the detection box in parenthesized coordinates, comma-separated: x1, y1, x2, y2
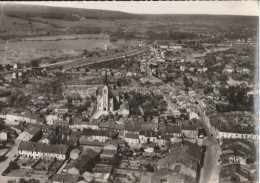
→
(1, 1, 258, 17)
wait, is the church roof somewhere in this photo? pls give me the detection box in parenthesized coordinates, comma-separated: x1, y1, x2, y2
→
(96, 86, 119, 98)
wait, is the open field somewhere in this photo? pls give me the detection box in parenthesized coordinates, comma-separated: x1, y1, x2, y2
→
(0, 49, 82, 65)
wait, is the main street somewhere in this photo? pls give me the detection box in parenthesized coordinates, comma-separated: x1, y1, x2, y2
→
(196, 104, 221, 183)
(159, 80, 221, 183)
(200, 138, 221, 183)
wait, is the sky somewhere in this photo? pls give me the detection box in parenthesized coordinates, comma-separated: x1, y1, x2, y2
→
(4, 1, 259, 16)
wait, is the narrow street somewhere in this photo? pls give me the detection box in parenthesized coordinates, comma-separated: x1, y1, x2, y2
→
(57, 160, 68, 174)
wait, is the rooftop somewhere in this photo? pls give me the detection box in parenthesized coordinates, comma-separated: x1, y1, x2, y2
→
(19, 141, 68, 154)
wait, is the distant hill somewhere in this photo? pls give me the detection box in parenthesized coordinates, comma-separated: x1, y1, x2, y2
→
(1, 4, 142, 21)
(143, 14, 258, 27)
(0, 4, 257, 41)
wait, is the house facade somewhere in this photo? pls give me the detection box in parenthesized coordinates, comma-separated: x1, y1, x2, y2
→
(18, 141, 69, 160)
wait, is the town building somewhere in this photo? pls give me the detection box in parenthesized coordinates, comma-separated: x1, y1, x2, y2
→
(18, 141, 69, 160)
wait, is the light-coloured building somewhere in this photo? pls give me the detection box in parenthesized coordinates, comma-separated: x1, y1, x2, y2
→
(6, 111, 41, 125)
(19, 141, 68, 160)
(125, 133, 140, 147)
(181, 126, 198, 138)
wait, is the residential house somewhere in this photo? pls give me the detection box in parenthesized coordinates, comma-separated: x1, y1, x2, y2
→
(6, 111, 42, 125)
(100, 143, 118, 160)
(15, 125, 42, 144)
(19, 141, 69, 160)
(80, 138, 104, 153)
(81, 129, 118, 143)
(139, 130, 158, 144)
(181, 125, 198, 138)
(223, 64, 234, 74)
(67, 149, 98, 175)
(114, 72, 122, 78)
(158, 141, 203, 179)
(125, 133, 140, 148)
(165, 125, 181, 138)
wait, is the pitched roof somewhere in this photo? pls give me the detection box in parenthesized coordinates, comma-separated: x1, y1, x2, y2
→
(74, 149, 98, 170)
(19, 141, 68, 155)
(82, 129, 118, 137)
(101, 149, 117, 156)
(79, 139, 105, 147)
(181, 125, 197, 131)
(166, 125, 180, 133)
(25, 125, 41, 135)
(125, 133, 139, 139)
(70, 148, 81, 155)
(139, 130, 157, 137)
(125, 122, 141, 132)
(158, 141, 202, 171)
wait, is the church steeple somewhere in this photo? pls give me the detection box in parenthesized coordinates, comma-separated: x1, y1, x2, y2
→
(104, 70, 108, 86)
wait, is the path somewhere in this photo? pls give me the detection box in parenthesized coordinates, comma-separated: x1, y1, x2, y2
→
(0, 145, 18, 183)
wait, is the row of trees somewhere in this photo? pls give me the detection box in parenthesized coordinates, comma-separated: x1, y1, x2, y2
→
(146, 30, 198, 40)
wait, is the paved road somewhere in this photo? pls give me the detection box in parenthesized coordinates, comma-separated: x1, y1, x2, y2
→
(65, 49, 146, 70)
(39, 48, 146, 71)
(158, 79, 221, 183)
(200, 139, 221, 183)
(197, 104, 221, 183)
(40, 57, 84, 68)
(0, 145, 18, 183)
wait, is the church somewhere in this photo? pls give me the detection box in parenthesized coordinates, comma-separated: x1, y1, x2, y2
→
(96, 73, 120, 112)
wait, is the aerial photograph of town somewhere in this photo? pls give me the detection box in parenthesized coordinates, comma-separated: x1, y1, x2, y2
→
(0, 1, 258, 183)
